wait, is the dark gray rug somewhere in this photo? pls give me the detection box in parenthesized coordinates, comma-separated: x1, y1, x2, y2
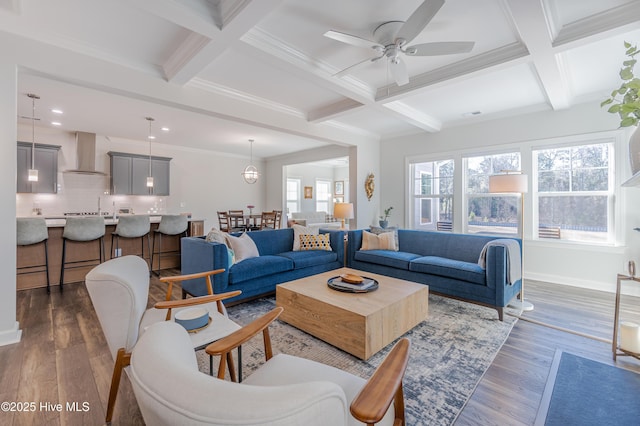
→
(197, 295, 516, 426)
(535, 350, 640, 426)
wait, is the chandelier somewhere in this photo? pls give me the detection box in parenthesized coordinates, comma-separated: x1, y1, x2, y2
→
(241, 139, 259, 184)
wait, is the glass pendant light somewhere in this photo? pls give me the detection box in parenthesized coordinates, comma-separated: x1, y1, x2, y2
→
(146, 117, 154, 188)
(242, 139, 259, 184)
(27, 93, 40, 182)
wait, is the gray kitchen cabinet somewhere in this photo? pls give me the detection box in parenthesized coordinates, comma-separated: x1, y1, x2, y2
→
(17, 142, 60, 193)
(108, 151, 171, 195)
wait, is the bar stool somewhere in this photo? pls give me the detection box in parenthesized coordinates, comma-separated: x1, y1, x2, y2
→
(111, 215, 151, 267)
(151, 215, 188, 276)
(60, 216, 105, 291)
(17, 218, 51, 293)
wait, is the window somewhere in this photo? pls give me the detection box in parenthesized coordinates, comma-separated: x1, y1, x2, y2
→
(465, 152, 521, 236)
(410, 159, 454, 231)
(534, 142, 613, 243)
(286, 178, 300, 214)
(316, 179, 331, 213)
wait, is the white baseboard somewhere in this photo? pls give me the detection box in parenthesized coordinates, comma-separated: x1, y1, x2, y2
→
(526, 272, 640, 297)
(0, 321, 22, 347)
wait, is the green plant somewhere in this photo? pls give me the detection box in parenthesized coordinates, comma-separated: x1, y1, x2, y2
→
(601, 42, 640, 127)
(379, 206, 393, 221)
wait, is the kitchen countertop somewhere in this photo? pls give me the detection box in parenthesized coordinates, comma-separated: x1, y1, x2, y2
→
(17, 215, 200, 228)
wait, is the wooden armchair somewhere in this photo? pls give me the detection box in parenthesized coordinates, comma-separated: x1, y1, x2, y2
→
(129, 309, 410, 426)
(206, 307, 410, 425)
(85, 256, 242, 423)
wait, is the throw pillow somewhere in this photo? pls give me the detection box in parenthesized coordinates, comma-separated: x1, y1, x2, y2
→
(361, 230, 398, 251)
(224, 232, 259, 263)
(299, 234, 332, 251)
(292, 224, 319, 251)
(205, 227, 227, 244)
(369, 226, 399, 250)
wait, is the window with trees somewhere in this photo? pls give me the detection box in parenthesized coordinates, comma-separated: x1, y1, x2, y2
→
(410, 159, 454, 231)
(465, 152, 521, 236)
(286, 178, 300, 214)
(534, 141, 613, 243)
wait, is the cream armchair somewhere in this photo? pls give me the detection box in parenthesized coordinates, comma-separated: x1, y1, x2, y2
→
(85, 255, 242, 423)
(129, 307, 410, 426)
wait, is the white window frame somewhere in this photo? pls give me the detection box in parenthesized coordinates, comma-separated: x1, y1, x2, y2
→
(409, 158, 455, 231)
(286, 178, 301, 214)
(315, 179, 331, 213)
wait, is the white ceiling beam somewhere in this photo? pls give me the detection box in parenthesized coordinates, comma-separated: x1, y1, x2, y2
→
(133, 0, 286, 85)
(307, 98, 365, 123)
(382, 101, 442, 133)
(504, 0, 571, 110)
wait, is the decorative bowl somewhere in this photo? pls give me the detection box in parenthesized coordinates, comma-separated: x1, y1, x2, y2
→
(340, 273, 364, 284)
(175, 307, 209, 331)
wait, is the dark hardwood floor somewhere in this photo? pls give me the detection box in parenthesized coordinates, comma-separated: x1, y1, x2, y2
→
(1, 274, 638, 426)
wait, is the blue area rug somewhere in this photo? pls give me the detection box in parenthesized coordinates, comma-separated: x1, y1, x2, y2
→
(536, 350, 640, 426)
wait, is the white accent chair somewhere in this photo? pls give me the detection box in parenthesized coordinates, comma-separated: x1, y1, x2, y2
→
(129, 307, 410, 426)
(85, 255, 242, 423)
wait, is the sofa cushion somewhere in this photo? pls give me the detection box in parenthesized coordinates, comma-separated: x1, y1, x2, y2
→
(224, 232, 259, 264)
(299, 234, 332, 251)
(353, 250, 420, 270)
(361, 230, 398, 251)
(277, 250, 338, 269)
(228, 255, 294, 284)
(291, 224, 319, 251)
(409, 256, 486, 285)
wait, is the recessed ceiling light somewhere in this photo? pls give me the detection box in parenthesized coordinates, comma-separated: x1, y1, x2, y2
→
(51, 121, 61, 126)
(51, 109, 63, 114)
(148, 135, 156, 140)
(161, 127, 170, 132)
(462, 111, 482, 117)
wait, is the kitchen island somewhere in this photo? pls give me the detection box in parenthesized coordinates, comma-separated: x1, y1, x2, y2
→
(16, 216, 204, 290)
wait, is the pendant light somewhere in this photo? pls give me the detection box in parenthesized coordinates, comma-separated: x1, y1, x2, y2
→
(146, 117, 154, 188)
(241, 139, 259, 184)
(27, 93, 40, 182)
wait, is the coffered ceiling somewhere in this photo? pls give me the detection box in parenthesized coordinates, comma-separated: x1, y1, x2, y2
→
(5, 0, 640, 159)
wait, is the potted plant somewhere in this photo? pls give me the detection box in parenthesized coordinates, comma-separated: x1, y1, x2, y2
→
(601, 41, 640, 174)
(379, 206, 393, 229)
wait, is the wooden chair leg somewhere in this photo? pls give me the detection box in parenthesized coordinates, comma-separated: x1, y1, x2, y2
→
(106, 348, 131, 423)
(226, 352, 237, 382)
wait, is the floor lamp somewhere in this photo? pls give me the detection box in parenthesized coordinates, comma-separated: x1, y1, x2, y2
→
(489, 171, 534, 312)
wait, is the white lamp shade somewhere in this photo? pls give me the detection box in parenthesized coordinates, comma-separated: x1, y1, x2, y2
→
(489, 173, 528, 193)
(334, 203, 354, 219)
(28, 169, 39, 182)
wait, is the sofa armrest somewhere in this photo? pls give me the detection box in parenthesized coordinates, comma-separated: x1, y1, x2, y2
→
(485, 244, 522, 307)
(346, 230, 363, 268)
(180, 237, 231, 297)
(320, 229, 345, 265)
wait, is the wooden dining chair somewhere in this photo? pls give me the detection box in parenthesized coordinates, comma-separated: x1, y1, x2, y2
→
(260, 211, 277, 230)
(273, 210, 283, 229)
(228, 210, 246, 231)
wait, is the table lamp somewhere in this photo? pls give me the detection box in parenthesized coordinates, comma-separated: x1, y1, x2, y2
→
(334, 203, 354, 230)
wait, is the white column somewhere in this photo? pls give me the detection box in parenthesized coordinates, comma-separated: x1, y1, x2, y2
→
(0, 62, 21, 346)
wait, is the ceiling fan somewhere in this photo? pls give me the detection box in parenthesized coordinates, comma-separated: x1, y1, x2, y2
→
(324, 0, 474, 86)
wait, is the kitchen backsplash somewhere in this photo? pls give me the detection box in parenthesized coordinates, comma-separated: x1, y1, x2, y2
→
(16, 173, 169, 217)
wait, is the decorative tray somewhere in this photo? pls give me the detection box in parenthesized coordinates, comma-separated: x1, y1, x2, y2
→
(327, 275, 379, 293)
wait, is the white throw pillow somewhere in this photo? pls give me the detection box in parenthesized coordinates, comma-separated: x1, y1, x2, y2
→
(292, 224, 319, 251)
(361, 230, 398, 251)
(205, 227, 227, 244)
(224, 232, 259, 263)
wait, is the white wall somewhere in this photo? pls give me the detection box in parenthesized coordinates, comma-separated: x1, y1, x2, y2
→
(381, 101, 640, 294)
(0, 64, 20, 346)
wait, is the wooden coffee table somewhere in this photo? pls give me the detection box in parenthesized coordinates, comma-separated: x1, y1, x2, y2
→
(276, 268, 429, 360)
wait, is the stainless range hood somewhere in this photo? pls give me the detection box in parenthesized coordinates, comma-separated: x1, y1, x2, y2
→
(64, 131, 107, 175)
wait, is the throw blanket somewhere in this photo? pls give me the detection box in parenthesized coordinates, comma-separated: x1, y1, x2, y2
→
(478, 239, 521, 285)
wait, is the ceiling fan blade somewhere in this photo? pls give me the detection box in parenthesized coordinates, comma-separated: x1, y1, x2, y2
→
(333, 55, 381, 78)
(396, 0, 445, 45)
(324, 30, 383, 50)
(405, 41, 475, 56)
(389, 58, 410, 86)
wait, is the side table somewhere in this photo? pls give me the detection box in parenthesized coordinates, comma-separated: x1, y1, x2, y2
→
(612, 273, 640, 361)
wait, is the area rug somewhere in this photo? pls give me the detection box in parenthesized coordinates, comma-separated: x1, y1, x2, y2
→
(197, 295, 517, 426)
(535, 350, 640, 426)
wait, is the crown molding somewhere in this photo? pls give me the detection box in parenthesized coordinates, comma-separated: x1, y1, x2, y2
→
(162, 32, 211, 82)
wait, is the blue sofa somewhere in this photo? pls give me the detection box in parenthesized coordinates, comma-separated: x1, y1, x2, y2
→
(180, 228, 345, 304)
(346, 229, 522, 320)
